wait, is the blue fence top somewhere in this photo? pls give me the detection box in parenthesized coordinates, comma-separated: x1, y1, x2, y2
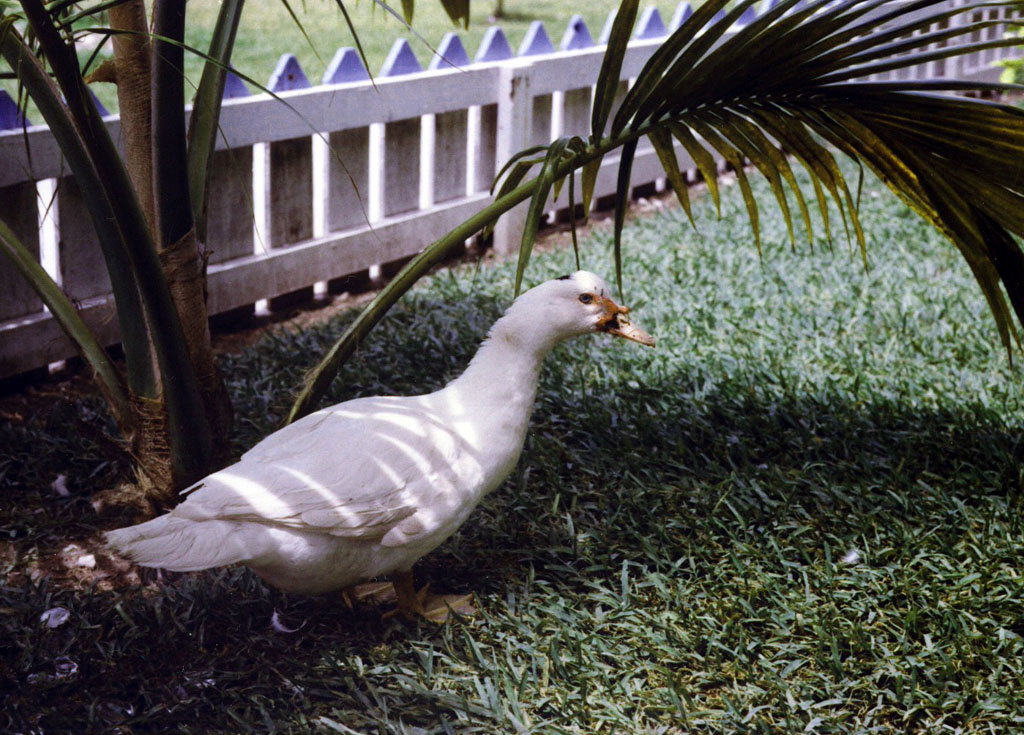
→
(476, 26, 514, 62)
(382, 38, 424, 76)
(519, 21, 555, 57)
(430, 32, 471, 70)
(222, 71, 251, 98)
(0, 90, 27, 130)
(268, 54, 311, 92)
(670, 3, 694, 29)
(635, 7, 668, 39)
(560, 14, 595, 51)
(323, 47, 370, 84)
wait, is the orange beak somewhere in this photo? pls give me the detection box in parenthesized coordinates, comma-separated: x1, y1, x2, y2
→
(595, 296, 656, 347)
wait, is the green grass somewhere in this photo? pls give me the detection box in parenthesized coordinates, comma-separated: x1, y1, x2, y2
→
(2, 1, 685, 118)
(4, 165, 1024, 733)
(187, 0, 686, 86)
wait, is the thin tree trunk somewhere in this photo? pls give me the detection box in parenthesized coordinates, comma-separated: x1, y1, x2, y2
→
(108, 1, 155, 236)
(102, 0, 176, 502)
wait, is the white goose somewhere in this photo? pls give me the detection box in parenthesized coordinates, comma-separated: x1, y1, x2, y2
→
(106, 271, 654, 620)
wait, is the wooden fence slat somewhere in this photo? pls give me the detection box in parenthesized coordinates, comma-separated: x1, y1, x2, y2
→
(207, 74, 255, 266)
(380, 39, 424, 219)
(322, 48, 372, 241)
(520, 22, 556, 148)
(474, 27, 516, 195)
(558, 16, 595, 140)
(0, 94, 43, 325)
(206, 194, 491, 314)
(57, 176, 111, 301)
(431, 34, 472, 204)
(0, 182, 43, 321)
(266, 54, 315, 309)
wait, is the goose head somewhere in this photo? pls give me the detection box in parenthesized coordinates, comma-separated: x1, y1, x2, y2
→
(502, 271, 656, 350)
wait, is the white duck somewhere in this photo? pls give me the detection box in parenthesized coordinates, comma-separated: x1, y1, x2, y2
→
(106, 271, 654, 620)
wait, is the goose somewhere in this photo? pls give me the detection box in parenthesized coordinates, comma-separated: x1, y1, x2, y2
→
(105, 271, 654, 620)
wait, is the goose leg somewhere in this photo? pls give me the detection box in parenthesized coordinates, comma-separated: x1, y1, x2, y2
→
(391, 570, 475, 622)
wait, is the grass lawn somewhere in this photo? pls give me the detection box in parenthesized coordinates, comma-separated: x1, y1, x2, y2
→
(1, 1, 685, 117)
(184, 0, 687, 86)
(4, 163, 1024, 733)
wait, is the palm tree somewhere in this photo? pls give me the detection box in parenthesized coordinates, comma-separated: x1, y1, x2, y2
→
(2, 0, 1023, 511)
(0, 0, 469, 508)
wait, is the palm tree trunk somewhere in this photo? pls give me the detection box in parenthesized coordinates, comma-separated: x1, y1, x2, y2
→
(151, 0, 233, 477)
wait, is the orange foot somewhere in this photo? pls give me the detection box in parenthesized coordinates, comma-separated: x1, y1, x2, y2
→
(349, 571, 475, 622)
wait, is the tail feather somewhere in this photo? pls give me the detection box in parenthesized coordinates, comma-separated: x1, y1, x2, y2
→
(105, 515, 257, 572)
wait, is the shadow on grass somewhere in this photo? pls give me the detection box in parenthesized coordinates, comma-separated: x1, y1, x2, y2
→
(4, 347, 1022, 732)
(2, 277, 1023, 731)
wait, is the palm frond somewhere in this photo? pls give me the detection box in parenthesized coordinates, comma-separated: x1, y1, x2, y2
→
(600, 0, 1024, 352)
(295, 0, 1024, 416)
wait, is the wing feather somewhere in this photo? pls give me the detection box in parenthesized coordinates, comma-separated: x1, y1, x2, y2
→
(173, 395, 462, 541)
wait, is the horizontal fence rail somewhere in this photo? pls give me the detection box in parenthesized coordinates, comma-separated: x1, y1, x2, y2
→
(0, 0, 1020, 378)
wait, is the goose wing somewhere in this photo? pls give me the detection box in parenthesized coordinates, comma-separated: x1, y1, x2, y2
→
(173, 396, 463, 540)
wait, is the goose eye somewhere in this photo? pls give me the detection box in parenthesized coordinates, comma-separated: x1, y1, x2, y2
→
(579, 293, 594, 304)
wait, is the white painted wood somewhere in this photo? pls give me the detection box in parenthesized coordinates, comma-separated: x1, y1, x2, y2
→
(475, 104, 498, 194)
(55, 176, 111, 301)
(269, 137, 314, 247)
(205, 147, 256, 264)
(37, 179, 59, 288)
(214, 67, 502, 149)
(433, 109, 469, 204)
(0, 294, 120, 377)
(205, 194, 491, 312)
(560, 87, 592, 139)
(382, 117, 422, 217)
(531, 95, 553, 147)
(0, 182, 43, 320)
(421, 114, 435, 209)
(493, 61, 535, 255)
(1, 195, 491, 372)
(325, 127, 370, 232)
(0, 118, 123, 188)
(267, 135, 315, 308)
(3, 2, 1024, 376)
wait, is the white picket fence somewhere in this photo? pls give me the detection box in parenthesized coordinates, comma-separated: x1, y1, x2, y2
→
(0, 0, 1019, 378)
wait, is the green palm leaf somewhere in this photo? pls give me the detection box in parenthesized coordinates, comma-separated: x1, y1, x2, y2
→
(294, 0, 1024, 417)
(603, 0, 1024, 352)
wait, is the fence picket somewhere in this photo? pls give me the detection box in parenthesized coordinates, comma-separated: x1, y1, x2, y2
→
(518, 22, 556, 148)
(0, 92, 42, 330)
(260, 54, 316, 310)
(474, 27, 515, 195)
(320, 48, 372, 236)
(0, 182, 42, 322)
(206, 73, 255, 267)
(430, 34, 472, 204)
